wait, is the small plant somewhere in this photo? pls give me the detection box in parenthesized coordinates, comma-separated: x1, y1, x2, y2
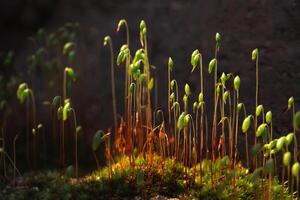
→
(58, 98, 81, 178)
(104, 36, 118, 135)
(92, 130, 112, 179)
(242, 115, 254, 168)
(16, 82, 38, 168)
(252, 48, 259, 169)
(287, 97, 298, 162)
(233, 75, 240, 166)
(168, 57, 174, 130)
(291, 161, 300, 198)
(60, 67, 76, 166)
(116, 19, 131, 142)
(282, 150, 291, 200)
(191, 49, 206, 181)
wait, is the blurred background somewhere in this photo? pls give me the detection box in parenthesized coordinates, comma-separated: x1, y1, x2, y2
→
(0, 0, 300, 170)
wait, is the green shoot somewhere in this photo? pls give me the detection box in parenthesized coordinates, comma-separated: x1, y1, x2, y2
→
(104, 36, 118, 135)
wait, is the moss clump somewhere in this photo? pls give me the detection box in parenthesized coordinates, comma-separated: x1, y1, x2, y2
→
(0, 155, 293, 200)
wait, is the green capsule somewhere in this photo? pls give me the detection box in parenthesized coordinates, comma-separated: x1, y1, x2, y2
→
(120, 44, 128, 51)
(191, 50, 199, 70)
(65, 67, 76, 81)
(256, 105, 263, 117)
(191, 49, 199, 59)
(117, 50, 124, 66)
(63, 103, 71, 121)
(131, 61, 141, 74)
(263, 144, 270, 150)
(242, 116, 251, 133)
(170, 80, 175, 90)
(17, 83, 28, 101)
(198, 92, 204, 103)
(142, 27, 147, 37)
(270, 149, 277, 155)
(221, 72, 227, 85)
(140, 20, 146, 32)
(198, 102, 204, 109)
(292, 162, 300, 177)
(252, 48, 258, 61)
(288, 97, 294, 110)
(185, 84, 191, 96)
(184, 115, 190, 127)
(208, 58, 217, 74)
(234, 76, 240, 91)
(32, 128, 36, 135)
(76, 126, 82, 135)
(133, 49, 144, 63)
(192, 54, 200, 72)
(215, 32, 221, 47)
(20, 89, 29, 104)
(237, 103, 243, 112)
(223, 91, 229, 103)
(256, 123, 267, 137)
(286, 133, 294, 146)
(37, 124, 43, 130)
(169, 92, 175, 101)
(191, 50, 197, 68)
(276, 136, 287, 151)
(193, 102, 198, 112)
(103, 36, 110, 46)
(177, 113, 185, 130)
(283, 152, 291, 167)
(64, 98, 70, 105)
(266, 111, 272, 124)
(269, 139, 277, 149)
(63, 42, 74, 55)
(168, 57, 174, 72)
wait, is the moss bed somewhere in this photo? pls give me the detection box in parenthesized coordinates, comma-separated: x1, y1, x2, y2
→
(0, 155, 293, 200)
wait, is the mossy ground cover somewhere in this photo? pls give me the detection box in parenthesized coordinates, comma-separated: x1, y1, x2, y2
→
(0, 155, 292, 200)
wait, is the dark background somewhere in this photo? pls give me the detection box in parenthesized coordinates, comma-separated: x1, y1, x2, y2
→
(1, 0, 300, 169)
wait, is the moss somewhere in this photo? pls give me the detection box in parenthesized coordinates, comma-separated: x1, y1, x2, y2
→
(0, 154, 294, 200)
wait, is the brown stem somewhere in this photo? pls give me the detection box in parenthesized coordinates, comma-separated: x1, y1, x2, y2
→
(13, 134, 19, 187)
(107, 39, 118, 136)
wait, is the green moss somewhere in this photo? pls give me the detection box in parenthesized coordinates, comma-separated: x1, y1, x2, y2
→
(0, 155, 293, 200)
